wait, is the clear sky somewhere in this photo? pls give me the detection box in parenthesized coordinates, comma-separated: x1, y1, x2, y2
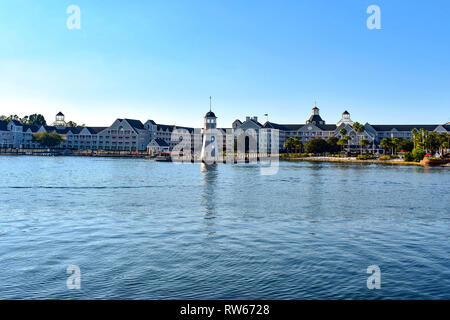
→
(0, 0, 449, 128)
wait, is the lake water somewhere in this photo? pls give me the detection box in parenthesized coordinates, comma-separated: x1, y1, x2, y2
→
(0, 156, 449, 299)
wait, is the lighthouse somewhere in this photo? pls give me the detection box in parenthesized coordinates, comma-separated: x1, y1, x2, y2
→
(200, 97, 218, 163)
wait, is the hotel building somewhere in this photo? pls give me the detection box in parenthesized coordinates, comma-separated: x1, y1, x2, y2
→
(0, 108, 448, 153)
(232, 107, 450, 152)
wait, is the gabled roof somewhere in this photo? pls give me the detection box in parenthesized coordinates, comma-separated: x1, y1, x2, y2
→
(67, 127, 83, 134)
(0, 120, 8, 131)
(43, 125, 56, 132)
(85, 127, 107, 134)
(369, 124, 439, 132)
(249, 119, 263, 127)
(263, 122, 336, 132)
(22, 124, 39, 132)
(10, 120, 22, 126)
(146, 120, 156, 125)
(151, 138, 169, 147)
(264, 121, 287, 130)
(307, 114, 324, 124)
(316, 124, 337, 131)
(263, 122, 303, 131)
(157, 124, 194, 134)
(43, 126, 85, 134)
(237, 118, 263, 128)
(281, 124, 305, 131)
(157, 124, 175, 132)
(123, 119, 144, 130)
(54, 127, 73, 134)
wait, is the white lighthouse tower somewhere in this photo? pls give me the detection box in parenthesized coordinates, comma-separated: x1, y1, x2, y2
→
(200, 97, 218, 163)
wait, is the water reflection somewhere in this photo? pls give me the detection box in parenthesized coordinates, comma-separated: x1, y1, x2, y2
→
(201, 164, 218, 223)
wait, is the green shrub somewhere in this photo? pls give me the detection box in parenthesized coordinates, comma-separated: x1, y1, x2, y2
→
(357, 155, 373, 160)
(379, 155, 391, 160)
(304, 138, 328, 154)
(404, 151, 414, 162)
(411, 148, 426, 162)
(300, 153, 310, 157)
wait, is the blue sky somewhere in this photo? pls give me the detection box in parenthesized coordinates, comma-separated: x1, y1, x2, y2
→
(0, 0, 449, 128)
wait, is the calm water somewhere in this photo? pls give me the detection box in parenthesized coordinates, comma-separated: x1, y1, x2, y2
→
(0, 156, 449, 299)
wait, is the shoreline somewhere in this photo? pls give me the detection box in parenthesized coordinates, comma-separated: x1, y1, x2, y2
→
(1, 152, 449, 167)
(280, 156, 425, 166)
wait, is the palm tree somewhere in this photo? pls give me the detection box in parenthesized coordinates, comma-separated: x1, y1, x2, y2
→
(352, 122, 365, 154)
(411, 128, 418, 149)
(380, 138, 393, 155)
(392, 137, 401, 155)
(442, 141, 449, 155)
(337, 138, 346, 152)
(360, 139, 369, 154)
(437, 133, 448, 155)
(344, 135, 352, 154)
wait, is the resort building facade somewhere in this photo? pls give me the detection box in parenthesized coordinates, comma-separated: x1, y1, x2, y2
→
(0, 109, 449, 154)
(232, 107, 450, 152)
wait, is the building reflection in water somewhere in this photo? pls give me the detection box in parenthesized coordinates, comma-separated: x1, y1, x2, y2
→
(201, 163, 218, 229)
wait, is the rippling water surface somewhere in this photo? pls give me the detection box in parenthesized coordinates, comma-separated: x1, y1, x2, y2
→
(0, 156, 449, 299)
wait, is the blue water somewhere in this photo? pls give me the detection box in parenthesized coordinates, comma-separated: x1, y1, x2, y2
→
(0, 156, 449, 299)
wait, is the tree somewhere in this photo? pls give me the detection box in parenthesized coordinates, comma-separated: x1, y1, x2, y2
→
(414, 128, 427, 150)
(436, 133, 449, 155)
(423, 132, 441, 153)
(352, 122, 365, 154)
(392, 137, 402, 155)
(411, 148, 426, 162)
(338, 128, 350, 153)
(398, 139, 414, 152)
(32, 132, 65, 148)
(337, 138, 346, 152)
(360, 139, 370, 153)
(411, 128, 418, 149)
(0, 113, 46, 125)
(305, 138, 328, 154)
(0, 114, 20, 122)
(283, 136, 302, 153)
(66, 121, 78, 127)
(442, 141, 450, 154)
(26, 114, 47, 126)
(326, 136, 340, 153)
(344, 135, 351, 153)
(380, 138, 393, 155)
